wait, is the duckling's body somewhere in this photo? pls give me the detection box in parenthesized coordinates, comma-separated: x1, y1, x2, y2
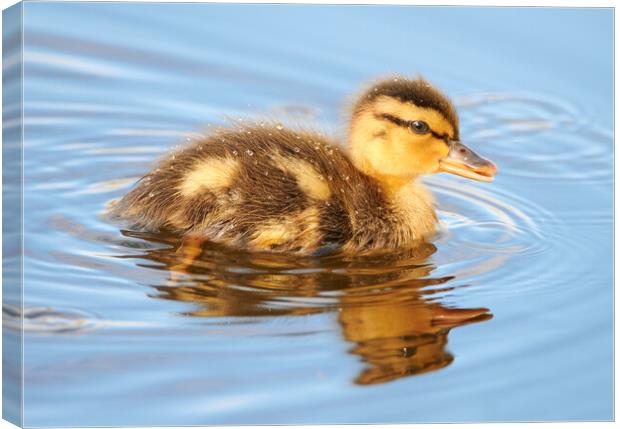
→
(112, 126, 436, 252)
(111, 77, 496, 254)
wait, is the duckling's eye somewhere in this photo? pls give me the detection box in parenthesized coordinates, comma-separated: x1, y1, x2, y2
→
(409, 121, 430, 134)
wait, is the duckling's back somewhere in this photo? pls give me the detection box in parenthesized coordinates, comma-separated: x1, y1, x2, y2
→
(111, 125, 410, 253)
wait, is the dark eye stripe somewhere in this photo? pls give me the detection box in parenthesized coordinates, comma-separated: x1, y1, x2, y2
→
(375, 113, 451, 143)
(430, 130, 450, 143)
(376, 113, 410, 128)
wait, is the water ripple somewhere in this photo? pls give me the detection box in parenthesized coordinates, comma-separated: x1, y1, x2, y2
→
(3, 304, 100, 334)
(458, 92, 612, 183)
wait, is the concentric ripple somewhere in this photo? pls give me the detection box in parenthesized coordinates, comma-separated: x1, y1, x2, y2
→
(457, 92, 612, 183)
(426, 174, 606, 299)
(430, 175, 550, 256)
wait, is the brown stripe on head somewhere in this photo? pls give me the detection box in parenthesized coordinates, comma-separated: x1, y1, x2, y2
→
(354, 76, 459, 139)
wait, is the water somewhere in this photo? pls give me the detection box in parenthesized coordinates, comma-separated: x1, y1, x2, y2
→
(4, 4, 613, 425)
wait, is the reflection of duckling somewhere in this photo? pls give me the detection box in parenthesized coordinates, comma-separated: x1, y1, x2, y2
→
(120, 233, 492, 385)
(112, 77, 496, 253)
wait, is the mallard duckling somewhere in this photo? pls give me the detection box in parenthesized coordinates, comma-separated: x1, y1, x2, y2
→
(111, 76, 496, 254)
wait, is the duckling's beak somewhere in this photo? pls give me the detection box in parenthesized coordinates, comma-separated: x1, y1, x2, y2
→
(438, 141, 497, 182)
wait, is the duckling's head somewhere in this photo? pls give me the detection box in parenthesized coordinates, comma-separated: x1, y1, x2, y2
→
(348, 76, 496, 189)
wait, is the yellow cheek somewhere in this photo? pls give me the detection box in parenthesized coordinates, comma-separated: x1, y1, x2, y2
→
(410, 138, 450, 172)
(430, 139, 450, 160)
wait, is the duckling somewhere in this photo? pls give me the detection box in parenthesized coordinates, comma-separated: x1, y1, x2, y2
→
(110, 76, 496, 254)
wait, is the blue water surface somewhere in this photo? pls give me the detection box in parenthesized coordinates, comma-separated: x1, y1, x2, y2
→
(6, 3, 614, 425)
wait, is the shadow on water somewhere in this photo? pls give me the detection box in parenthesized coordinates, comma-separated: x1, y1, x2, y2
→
(116, 230, 492, 386)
